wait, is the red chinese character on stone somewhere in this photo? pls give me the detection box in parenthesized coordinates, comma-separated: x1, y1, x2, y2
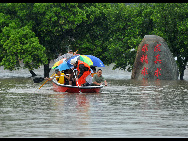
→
(154, 54, 162, 64)
(154, 68, 161, 77)
(140, 55, 148, 64)
(154, 44, 161, 52)
(141, 67, 148, 76)
(142, 44, 148, 52)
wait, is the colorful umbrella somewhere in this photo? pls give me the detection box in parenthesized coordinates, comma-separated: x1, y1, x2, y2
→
(84, 55, 105, 67)
(56, 61, 73, 71)
(66, 55, 93, 66)
(52, 58, 66, 69)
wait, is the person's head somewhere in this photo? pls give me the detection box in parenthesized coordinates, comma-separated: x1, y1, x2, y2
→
(90, 65, 96, 73)
(97, 69, 102, 77)
(55, 69, 61, 76)
(69, 50, 73, 54)
(70, 58, 77, 67)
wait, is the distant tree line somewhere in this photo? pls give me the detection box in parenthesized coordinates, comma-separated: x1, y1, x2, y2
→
(0, 3, 187, 79)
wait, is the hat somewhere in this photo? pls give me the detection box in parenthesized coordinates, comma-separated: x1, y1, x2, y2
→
(69, 50, 73, 52)
(70, 58, 77, 65)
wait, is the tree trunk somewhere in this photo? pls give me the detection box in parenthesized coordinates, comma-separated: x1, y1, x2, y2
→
(179, 67, 185, 80)
(44, 59, 51, 78)
(179, 64, 186, 80)
(177, 55, 187, 80)
(180, 71, 184, 80)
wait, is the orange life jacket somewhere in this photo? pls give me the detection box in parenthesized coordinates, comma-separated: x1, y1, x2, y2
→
(76, 60, 91, 86)
(91, 73, 97, 77)
(76, 60, 90, 73)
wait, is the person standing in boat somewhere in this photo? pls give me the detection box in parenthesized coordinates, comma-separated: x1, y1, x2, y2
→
(70, 58, 91, 86)
(45, 69, 65, 84)
(91, 69, 108, 86)
(56, 50, 78, 62)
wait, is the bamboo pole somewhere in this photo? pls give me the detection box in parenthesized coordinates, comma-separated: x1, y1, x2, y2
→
(39, 72, 55, 89)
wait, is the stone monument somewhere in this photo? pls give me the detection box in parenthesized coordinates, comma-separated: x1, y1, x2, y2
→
(131, 35, 179, 80)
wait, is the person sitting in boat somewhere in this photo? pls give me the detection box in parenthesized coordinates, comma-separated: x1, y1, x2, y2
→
(70, 58, 91, 86)
(90, 69, 107, 86)
(72, 69, 77, 86)
(84, 73, 93, 86)
(63, 69, 69, 85)
(90, 65, 97, 77)
(45, 69, 65, 84)
(64, 69, 74, 85)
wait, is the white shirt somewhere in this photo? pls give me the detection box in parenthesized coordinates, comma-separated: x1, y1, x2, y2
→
(86, 74, 93, 84)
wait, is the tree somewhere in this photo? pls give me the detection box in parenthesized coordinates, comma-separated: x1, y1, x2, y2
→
(150, 3, 188, 80)
(70, 3, 113, 64)
(0, 3, 88, 78)
(0, 3, 48, 76)
(31, 3, 88, 77)
(100, 3, 187, 80)
(0, 22, 47, 75)
(100, 3, 154, 71)
(1, 3, 187, 80)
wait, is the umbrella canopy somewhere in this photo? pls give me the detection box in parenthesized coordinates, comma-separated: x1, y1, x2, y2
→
(56, 61, 73, 71)
(52, 58, 66, 69)
(66, 55, 93, 66)
(84, 55, 105, 67)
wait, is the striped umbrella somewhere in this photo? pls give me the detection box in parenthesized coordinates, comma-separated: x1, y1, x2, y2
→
(52, 58, 66, 69)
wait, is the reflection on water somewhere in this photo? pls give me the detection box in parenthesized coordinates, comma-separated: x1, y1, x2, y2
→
(0, 64, 188, 137)
(0, 77, 188, 138)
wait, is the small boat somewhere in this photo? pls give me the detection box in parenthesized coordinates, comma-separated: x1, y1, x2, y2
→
(52, 79, 103, 93)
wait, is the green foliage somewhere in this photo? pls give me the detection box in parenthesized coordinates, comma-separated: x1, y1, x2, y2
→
(150, 3, 188, 78)
(0, 3, 187, 79)
(0, 22, 47, 71)
(32, 3, 88, 60)
(99, 3, 154, 71)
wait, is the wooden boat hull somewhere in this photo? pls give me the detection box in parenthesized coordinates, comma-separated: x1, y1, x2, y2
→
(52, 79, 103, 93)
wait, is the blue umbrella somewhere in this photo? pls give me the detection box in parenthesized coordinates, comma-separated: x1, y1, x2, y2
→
(56, 61, 73, 71)
(84, 55, 105, 67)
(66, 55, 79, 64)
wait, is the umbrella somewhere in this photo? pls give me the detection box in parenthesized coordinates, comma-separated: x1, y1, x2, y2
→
(66, 55, 93, 66)
(56, 61, 73, 71)
(84, 55, 105, 67)
(52, 58, 66, 69)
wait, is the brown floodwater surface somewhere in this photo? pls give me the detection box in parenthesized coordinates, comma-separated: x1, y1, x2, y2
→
(0, 63, 188, 137)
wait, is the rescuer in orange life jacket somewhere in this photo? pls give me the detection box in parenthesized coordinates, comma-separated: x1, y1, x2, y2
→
(70, 58, 91, 86)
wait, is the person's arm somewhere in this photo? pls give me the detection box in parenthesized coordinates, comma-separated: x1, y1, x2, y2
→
(104, 80, 108, 86)
(64, 74, 71, 81)
(45, 75, 55, 81)
(74, 50, 78, 55)
(92, 81, 102, 86)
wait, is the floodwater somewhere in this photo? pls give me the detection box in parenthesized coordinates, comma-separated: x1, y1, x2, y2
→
(0, 62, 188, 138)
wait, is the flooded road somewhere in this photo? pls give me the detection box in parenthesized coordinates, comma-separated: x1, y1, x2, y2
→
(0, 63, 188, 138)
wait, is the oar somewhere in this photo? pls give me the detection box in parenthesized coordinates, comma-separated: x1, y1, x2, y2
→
(39, 72, 55, 89)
